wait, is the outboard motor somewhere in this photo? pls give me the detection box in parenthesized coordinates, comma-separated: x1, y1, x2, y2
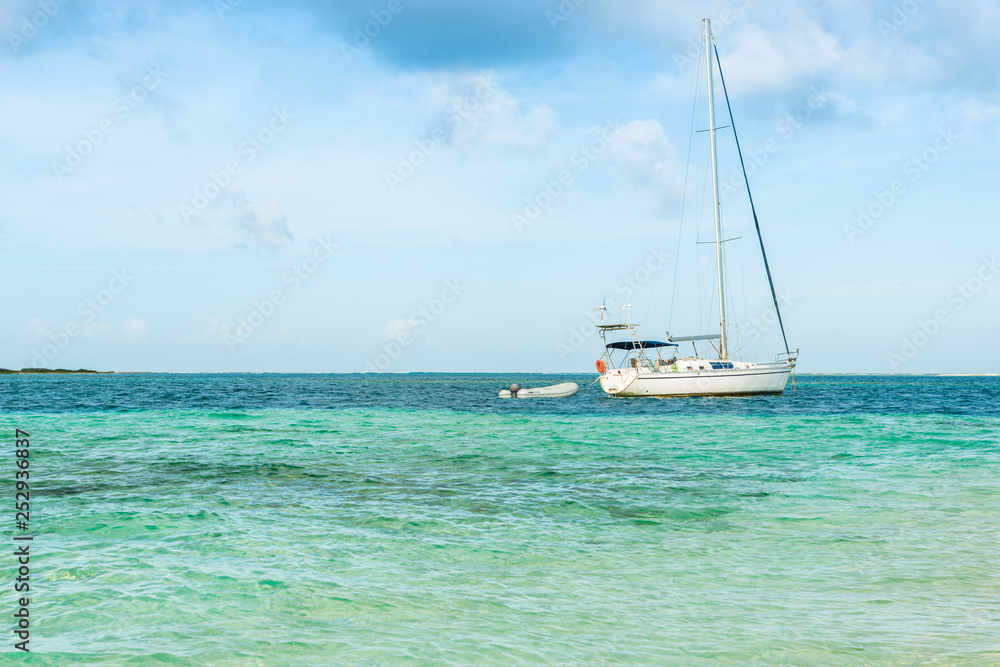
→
(508, 383, 521, 398)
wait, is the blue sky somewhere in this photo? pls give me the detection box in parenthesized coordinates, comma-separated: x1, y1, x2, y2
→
(1, 0, 997, 373)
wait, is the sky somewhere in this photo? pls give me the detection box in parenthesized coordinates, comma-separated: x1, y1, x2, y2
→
(1, 0, 998, 373)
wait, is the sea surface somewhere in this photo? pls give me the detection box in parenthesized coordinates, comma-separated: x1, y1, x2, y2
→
(1, 374, 998, 665)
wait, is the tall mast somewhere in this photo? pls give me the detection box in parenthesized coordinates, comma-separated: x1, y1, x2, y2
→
(704, 18, 727, 360)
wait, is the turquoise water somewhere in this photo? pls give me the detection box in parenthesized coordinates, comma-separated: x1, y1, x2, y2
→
(2, 375, 999, 664)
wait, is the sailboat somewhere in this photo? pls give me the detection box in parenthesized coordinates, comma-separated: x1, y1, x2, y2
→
(596, 19, 798, 397)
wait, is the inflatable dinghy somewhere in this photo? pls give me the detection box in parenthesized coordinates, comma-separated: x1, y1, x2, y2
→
(498, 382, 579, 398)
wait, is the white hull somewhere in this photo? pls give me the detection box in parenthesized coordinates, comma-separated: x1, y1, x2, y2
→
(600, 366, 790, 397)
(499, 382, 579, 398)
(592, 23, 798, 398)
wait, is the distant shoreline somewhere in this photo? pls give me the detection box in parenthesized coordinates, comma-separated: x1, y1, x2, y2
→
(0, 368, 112, 375)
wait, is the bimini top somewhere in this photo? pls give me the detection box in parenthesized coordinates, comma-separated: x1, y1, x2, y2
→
(605, 340, 678, 350)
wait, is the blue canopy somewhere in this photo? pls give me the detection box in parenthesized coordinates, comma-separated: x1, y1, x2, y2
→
(605, 340, 678, 350)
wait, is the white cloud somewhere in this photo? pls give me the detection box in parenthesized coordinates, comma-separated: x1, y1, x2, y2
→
(384, 318, 415, 340)
(137, 189, 293, 252)
(957, 97, 1000, 132)
(84, 323, 112, 338)
(205, 318, 230, 341)
(130, 202, 170, 226)
(266, 326, 291, 342)
(124, 317, 148, 340)
(645, 5, 955, 103)
(225, 190, 293, 250)
(719, 21, 844, 96)
(24, 318, 49, 341)
(606, 120, 680, 189)
(197, 189, 293, 251)
(427, 73, 560, 151)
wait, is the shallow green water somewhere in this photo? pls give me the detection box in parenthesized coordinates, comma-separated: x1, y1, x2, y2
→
(6, 397, 999, 664)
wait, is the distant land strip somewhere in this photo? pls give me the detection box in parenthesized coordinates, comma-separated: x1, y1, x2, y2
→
(0, 368, 109, 374)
